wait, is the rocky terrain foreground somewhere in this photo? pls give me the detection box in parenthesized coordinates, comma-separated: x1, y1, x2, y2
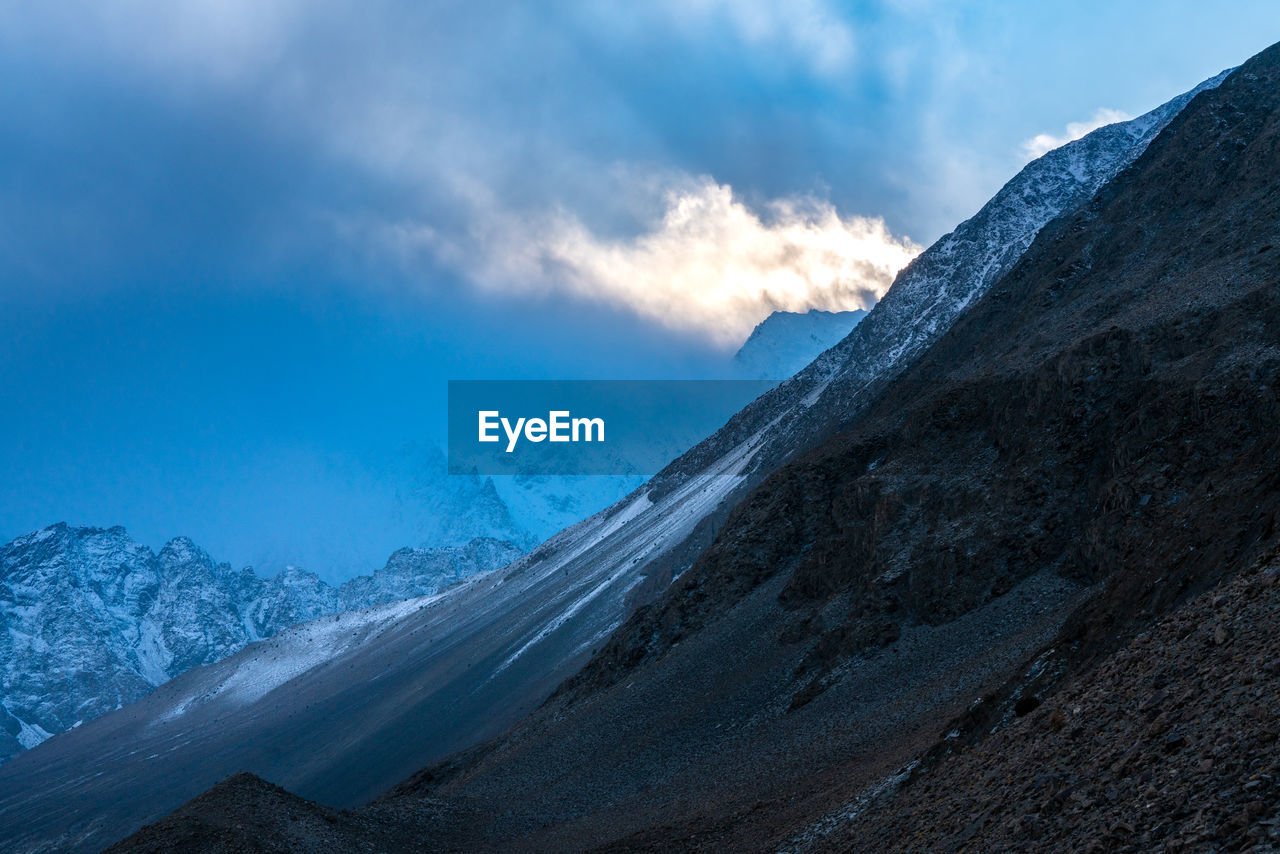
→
(108, 38, 1280, 854)
(818, 556, 1280, 853)
(109, 558, 1280, 853)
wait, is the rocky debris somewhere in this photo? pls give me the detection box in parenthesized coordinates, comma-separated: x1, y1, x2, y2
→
(827, 559, 1280, 853)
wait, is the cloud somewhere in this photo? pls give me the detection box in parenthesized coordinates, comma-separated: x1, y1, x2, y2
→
(389, 177, 921, 348)
(0, 0, 303, 86)
(654, 0, 857, 78)
(0, 0, 924, 340)
(1020, 107, 1133, 160)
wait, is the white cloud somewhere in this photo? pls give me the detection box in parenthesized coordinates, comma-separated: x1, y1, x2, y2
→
(655, 0, 856, 77)
(1020, 107, 1133, 160)
(390, 177, 921, 348)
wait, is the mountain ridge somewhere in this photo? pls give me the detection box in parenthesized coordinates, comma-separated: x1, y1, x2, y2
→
(351, 41, 1280, 850)
(0, 523, 522, 762)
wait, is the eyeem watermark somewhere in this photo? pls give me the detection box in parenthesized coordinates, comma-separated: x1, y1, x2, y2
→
(449, 380, 775, 475)
(478, 410, 605, 452)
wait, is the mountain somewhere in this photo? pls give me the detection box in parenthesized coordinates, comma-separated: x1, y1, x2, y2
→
(813, 563, 1280, 852)
(0, 65, 1232, 853)
(334, 538, 525, 608)
(113, 40, 1280, 852)
(732, 309, 867, 379)
(488, 473, 648, 545)
(0, 525, 522, 764)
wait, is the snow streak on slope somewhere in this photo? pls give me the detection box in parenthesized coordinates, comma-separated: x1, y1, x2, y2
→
(159, 597, 438, 718)
(493, 424, 772, 675)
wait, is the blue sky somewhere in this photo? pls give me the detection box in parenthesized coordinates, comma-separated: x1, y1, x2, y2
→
(2, 1, 1277, 577)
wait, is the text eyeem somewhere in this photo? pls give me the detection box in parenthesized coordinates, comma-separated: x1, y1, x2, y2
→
(478, 410, 605, 453)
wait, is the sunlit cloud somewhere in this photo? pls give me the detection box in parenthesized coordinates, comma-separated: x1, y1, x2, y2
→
(1020, 107, 1133, 160)
(394, 177, 921, 348)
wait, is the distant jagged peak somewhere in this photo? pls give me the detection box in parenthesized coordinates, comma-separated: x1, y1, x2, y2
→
(156, 535, 217, 567)
(5, 521, 127, 549)
(733, 308, 868, 380)
(0, 523, 524, 763)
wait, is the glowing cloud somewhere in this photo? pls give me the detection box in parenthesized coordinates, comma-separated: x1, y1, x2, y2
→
(1021, 107, 1133, 160)
(409, 178, 921, 348)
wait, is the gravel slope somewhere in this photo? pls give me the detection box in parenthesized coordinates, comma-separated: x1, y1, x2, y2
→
(823, 557, 1280, 853)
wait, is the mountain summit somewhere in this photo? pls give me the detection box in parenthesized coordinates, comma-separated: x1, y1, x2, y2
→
(733, 309, 868, 379)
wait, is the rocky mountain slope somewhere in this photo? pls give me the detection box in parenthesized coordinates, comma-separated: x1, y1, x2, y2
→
(732, 309, 867, 379)
(0, 524, 520, 763)
(110, 40, 1280, 852)
(816, 559, 1280, 853)
(0, 66, 1231, 854)
(107, 560, 1280, 854)
(669, 65, 1230, 490)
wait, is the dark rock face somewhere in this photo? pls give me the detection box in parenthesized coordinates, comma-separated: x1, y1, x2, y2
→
(106, 40, 1280, 854)
(576, 40, 1280, 712)
(659, 64, 1226, 495)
